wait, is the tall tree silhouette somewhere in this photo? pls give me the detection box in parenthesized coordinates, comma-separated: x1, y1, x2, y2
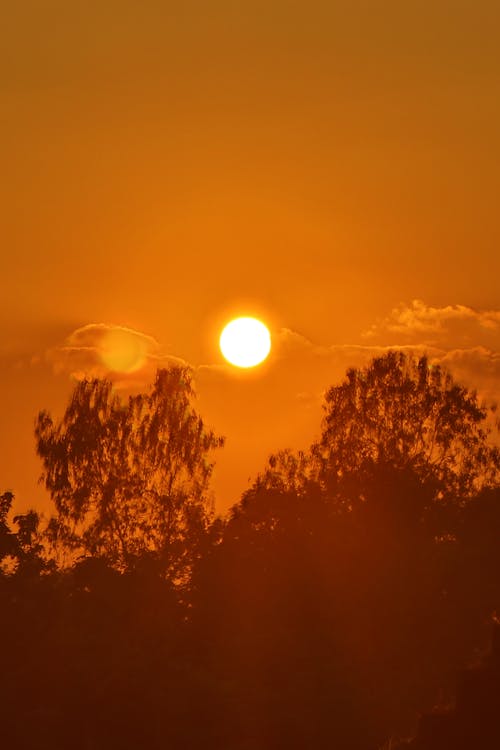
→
(35, 366, 224, 578)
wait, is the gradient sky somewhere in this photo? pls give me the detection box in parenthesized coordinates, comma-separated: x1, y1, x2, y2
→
(2, 1, 499, 514)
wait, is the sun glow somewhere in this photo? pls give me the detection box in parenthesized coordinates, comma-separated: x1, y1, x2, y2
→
(100, 329, 148, 373)
(219, 317, 271, 368)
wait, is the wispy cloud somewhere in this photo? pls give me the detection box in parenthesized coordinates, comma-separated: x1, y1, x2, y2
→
(364, 300, 500, 343)
(268, 323, 500, 410)
(47, 323, 188, 386)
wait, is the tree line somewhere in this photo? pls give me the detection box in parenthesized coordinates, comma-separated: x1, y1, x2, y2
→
(2, 352, 500, 749)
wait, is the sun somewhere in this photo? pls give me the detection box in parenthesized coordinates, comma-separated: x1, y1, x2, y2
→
(220, 317, 271, 368)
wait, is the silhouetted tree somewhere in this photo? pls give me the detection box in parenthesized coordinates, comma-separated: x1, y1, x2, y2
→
(256, 351, 499, 503)
(0, 491, 48, 575)
(202, 353, 500, 748)
(12, 509, 49, 575)
(194, 479, 467, 749)
(0, 491, 17, 563)
(316, 351, 499, 498)
(3, 352, 500, 750)
(35, 366, 224, 579)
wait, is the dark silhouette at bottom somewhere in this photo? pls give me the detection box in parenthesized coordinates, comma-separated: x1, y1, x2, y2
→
(395, 623, 500, 749)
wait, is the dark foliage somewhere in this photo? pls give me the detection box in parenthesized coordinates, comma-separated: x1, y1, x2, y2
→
(255, 352, 500, 502)
(2, 354, 500, 749)
(35, 366, 224, 579)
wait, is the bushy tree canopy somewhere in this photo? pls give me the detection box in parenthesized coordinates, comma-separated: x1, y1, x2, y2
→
(316, 351, 499, 497)
(35, 366, 224, 577)
(0, 491, 47, 575)
(255, 352, 499, 502)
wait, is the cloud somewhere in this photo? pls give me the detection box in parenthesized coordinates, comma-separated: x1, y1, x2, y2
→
(48, 323, 189, 386)
(274, 326, 443, 380)
(438, 347, 500, 403)
(354, 300, 500, 406)
(263, 326, 500, 411)
(364, 300, 500, 346)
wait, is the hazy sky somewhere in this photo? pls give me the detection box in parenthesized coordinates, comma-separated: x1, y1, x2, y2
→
(2, 1, 499, 514)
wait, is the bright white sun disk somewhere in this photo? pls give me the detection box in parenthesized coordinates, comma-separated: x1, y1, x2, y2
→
(219, 317, 271, 368)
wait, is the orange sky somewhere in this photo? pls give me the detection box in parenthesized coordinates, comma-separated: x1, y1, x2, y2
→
(1, 1, 499, 515)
